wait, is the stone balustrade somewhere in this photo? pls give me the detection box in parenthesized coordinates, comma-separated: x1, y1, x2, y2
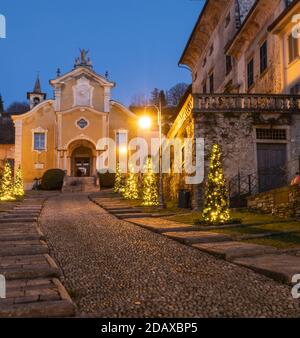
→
(193, 94, 300, 114)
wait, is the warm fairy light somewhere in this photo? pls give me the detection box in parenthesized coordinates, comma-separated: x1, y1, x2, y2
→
(114, 162, 125, 194)
(138, 116, 152, 130)
(0, 161, 16, 201)
(14, 165, 25, 198)
(142, 157, 159, 206)
(123, 164, 139, 200)
(203, 144, 231, 225)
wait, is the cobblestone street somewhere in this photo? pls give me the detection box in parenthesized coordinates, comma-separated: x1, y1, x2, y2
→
(40, 193, 300, 318)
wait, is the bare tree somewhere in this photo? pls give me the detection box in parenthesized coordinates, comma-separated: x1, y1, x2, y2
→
(130, 93, 149, 107)
(6, 101, 30, 114)
(167, 83, 189, 106)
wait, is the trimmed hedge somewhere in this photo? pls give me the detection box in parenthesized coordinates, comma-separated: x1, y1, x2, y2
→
(41, 169, 65, 191)
(98, 172, 115, 188)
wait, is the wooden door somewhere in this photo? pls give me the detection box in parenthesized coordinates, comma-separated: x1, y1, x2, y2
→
(257, 143, 287, 193)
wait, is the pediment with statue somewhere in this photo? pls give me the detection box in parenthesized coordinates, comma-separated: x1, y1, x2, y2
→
(50, 50, 115, 112)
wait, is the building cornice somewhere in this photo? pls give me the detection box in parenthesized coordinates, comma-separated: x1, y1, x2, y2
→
(268, 0, 300, 34)
(11, 100, 54, 122)
(49, 66, 115, 89)
(178, 0, 229, 70)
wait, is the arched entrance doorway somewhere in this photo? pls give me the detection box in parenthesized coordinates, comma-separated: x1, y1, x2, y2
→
(67, 140, 97, 177)
(72, 146, 92, 177)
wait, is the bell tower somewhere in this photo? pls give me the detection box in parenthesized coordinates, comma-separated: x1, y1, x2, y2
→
(27, 74, 47, 109)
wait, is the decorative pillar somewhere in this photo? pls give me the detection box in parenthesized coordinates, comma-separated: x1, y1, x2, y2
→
(104, 87, 111, 113)
(14, 120, 23, 170)
(192, 113, 203, 211)
(63, 151, 67, 171)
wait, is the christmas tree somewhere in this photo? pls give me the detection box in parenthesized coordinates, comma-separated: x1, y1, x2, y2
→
(123, 164, 139, 200)
(14, 165, 25, 198)
(142, 157, 159, 206)
(114, 162, 124, 193)
(203, 144, 231, 224)
(0, 161, 15, 201)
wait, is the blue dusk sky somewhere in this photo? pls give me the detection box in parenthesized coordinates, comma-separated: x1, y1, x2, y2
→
(0, 0, 204, 108)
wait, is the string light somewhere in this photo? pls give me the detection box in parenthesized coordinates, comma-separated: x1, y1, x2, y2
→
(123, 164, 139, 200)
(0, 161, 15, 201)
(114, 162, 125, 194)
(203, 144, 231, 224)
(14, 165, 24, 198)
(142, 157, 159, 207)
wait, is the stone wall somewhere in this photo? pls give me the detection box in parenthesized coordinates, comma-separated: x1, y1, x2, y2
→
(247, 186, 300, 219)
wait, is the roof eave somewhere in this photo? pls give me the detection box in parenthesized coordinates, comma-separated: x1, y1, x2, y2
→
(178, 0, 210, 67)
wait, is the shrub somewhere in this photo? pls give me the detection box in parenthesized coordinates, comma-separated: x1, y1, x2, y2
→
(41, 169, 65, 191)
(98, 172, 115, 188)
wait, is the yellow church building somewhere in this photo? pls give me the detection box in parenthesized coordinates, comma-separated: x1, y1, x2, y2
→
(12, 50, 138, 190)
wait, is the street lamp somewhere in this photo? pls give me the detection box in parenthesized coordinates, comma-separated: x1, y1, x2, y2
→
(138, 103, 165, 209)
(138, 116, 152, 130)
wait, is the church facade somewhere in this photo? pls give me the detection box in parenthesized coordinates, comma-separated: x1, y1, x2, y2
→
(12, 51, 138, 189)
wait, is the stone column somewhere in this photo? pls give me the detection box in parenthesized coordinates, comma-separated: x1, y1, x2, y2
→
(63, 151, 67, 171)
(192, 113, 203, 211)
(104, 87, 111, 113)
(14, 120, 23, 170)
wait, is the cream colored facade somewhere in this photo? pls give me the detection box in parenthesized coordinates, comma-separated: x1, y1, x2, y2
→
(12, 55, 138, 189)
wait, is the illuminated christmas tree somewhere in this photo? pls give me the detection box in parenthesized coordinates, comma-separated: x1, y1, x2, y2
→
(203, 144, 231, 224)
(114, 162, 124, 193)
(0, 161, 15, 201)
(142, 157, 159, 206)
(123, 164, 139, 200)
(14, 165, 24, 198)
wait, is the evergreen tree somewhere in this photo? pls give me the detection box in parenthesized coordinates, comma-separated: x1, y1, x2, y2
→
(14, 165, 24, 198)
(150, 88, 160, 106)
(114, 162, 124, 193)
(159, 90, 167, 108)
(142, 157, 159, 206)
(0, 161, 15, 201)
(0, 94, 4, 113)
(203, 144, 231, 224)
(123, 164, 139, 200)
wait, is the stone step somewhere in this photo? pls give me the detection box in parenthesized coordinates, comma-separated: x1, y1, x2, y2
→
(5, 213, 40, 218)
(14, 206, 42, 209)
(0, 223, 37, 230)
(233, 254, 300, 285)
(116, 213, 153, 219)
(13, 210, 41, 214)
(105, 206, 136, 211)
(0, 228, 45, 242)
(127, 218, 196, 233)
(0, 278, 75, 318)
(0, 254, 61, 280)
(109, 209, 142, 215)
(0, 218, 38, 223)
(193, 241, 278, 261)
(0, 240, 49, 257)
(162, 231, 232, 245)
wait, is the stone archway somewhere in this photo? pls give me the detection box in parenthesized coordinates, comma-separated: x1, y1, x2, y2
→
(67, 139, 97, 177)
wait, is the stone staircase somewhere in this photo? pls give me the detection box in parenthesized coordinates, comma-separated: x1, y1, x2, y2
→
(62, 176, 99, 193)
(0, 196, 76, 318)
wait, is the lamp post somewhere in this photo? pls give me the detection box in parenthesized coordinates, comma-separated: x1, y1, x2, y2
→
(139, 103, 165, 209)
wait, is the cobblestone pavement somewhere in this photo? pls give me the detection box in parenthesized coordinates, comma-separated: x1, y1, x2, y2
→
(40, 193, 300, 318)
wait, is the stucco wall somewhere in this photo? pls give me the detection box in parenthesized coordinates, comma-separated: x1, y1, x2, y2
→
(60, 78, 105, 112)
(19, 103, 56, 186)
